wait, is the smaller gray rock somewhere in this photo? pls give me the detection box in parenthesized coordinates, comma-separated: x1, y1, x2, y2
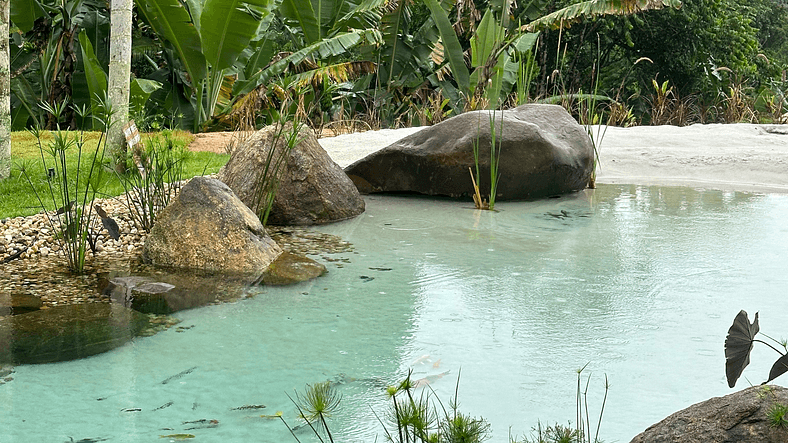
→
(220, 123, 365, 225)
(142, 176, 282, 278)
(259, 251, 327, 285)
(0, 294, 43, 316)
(104, 272, 250, 315)
(629, 385, 788, 443)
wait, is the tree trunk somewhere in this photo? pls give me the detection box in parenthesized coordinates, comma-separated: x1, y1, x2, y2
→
(1, 0, 11, 180)
(107, 0, 133, 169)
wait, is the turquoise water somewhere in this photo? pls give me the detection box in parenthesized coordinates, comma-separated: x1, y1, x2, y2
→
(2, 184, 788, 443)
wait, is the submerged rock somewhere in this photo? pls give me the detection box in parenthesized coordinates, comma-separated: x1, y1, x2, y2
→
(345, 104, 594, 200)
(103, 272, 251, 315)
(0, 303, 150, 364)
(259, 251, 328, 285)
(0, 294, 43, 316)
(142, 177, 282, 279)
(219, 123, 365, 225)
(629, 385, 788, 443)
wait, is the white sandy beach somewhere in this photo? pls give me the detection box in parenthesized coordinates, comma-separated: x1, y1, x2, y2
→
(318, 123, 788, 194)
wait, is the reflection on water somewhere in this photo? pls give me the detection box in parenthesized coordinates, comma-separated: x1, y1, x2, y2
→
(2, 184, 788, 442)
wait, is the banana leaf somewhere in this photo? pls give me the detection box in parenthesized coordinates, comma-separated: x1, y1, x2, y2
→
(523, 0, 682, 32)
(201, 0, 272, 71)
(279, 0, 321, 43)
(11, 0, 47, 32)
(134, 0, 206, 87)
(423, 0, 470, 95)
(234, 29, 381, 97)
(78, 30, 109, 128)
(129, 78, 163, 117)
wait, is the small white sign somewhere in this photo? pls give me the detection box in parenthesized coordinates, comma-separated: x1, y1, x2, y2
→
(123, 121, 141, 148)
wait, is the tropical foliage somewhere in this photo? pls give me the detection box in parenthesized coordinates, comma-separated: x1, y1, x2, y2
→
(6, 0, 787, 135)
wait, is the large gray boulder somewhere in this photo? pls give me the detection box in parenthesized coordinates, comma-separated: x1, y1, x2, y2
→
(345, 104, 594, 200)
(0, 303, 150, 364)
(629, 385, 788, 443)
(142, 176, 282, 277)
(219, 123, 365, 225)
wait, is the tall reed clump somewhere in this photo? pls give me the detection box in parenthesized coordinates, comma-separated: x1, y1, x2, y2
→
(470, 110, 503, 211)
(115, 130, 190, 232)
(249, 109, 305, 226)
(511, 365, 609, 443)
(280, 371, 490, 443)
(379, 370, 491, 443)
(18, 97, 113, 274)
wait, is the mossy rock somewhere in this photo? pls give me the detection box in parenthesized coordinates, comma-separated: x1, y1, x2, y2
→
(0, 303, 150, 364)
(260, 252, 327, 285)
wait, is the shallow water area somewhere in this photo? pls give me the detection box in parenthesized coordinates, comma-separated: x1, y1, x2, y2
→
(2, 184, 788, 442)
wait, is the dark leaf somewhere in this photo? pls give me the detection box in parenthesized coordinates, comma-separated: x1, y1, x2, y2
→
(766, 353, 788, 385)
(101, 217, 120, 240)
(724, 310, 759, 388)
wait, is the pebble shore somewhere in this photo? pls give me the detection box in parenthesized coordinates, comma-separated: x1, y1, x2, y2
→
(0, 183, 357, 310)
(0, 195, 148, 308)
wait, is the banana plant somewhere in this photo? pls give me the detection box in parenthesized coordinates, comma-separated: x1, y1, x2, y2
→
(134, 0, 274, 131)
(424, 0, 538, 109)
(226, 0, 388, 124)
(78, 30, 161, 127)
(9, 0, 101, 128)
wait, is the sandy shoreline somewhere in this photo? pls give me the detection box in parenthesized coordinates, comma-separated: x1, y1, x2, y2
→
(318, 123, 788, 194)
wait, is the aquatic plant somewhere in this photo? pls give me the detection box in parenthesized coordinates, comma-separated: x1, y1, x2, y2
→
(511, 365, 608, 443)
(378, 370, 490, 443)
(724, 310, 788, 388)
(512, 422, 580, 443)
(280, 381, 341, 443)
(279, 371, 489, 443)
(18, 96, 114, 274)
(114, 128, 190, 232)
(470, 110, 503, 211)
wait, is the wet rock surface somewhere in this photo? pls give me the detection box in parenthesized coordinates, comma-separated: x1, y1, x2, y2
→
(219, 123, 365, 225)
(0, 293, 43, 316)
(103, 271, 252, 315)
(259, 251, 328, 285)
(142, 177, 282, 277)
(345, 104, 594, 200)
(0, 303, 151, 364)
(629, 385, 788, 443)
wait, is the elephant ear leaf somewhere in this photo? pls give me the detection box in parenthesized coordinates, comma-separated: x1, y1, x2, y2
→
(766, 353, 788, 385)
(725, 310, 759, 388)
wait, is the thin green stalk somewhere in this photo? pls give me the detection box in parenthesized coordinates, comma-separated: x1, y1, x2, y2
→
(488, 110, 503, 210)
(594, 375, 609, 443)
(278, 415, 303, 443)
(285, 392, 326, 443)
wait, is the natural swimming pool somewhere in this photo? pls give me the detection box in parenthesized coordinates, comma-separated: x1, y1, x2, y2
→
(1, 183, 787, 442)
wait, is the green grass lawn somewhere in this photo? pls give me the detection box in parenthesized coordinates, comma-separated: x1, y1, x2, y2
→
(1, 130, 230, 220)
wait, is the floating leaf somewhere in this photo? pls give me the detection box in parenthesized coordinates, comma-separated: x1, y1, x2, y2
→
(724, 310, 759, 388)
